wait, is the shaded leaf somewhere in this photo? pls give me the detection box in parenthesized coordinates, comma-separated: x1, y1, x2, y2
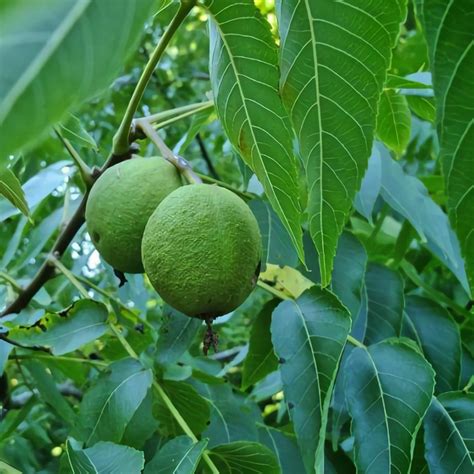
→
(0, 340, 12, 376)
(365, 263, 404, 345)
(344, 339, 435, 474)
(242, 299, 279, 390)
(423, 392, 474, 474)
(0, 0, 158, 159)
(404, 295, 462, 393)
(8, 299, 108, 355)
(144, 436, 207, 474)
(416, 0, 474, 296)
(406, 95, 436, 123)
(0, 168, 29, 218)
(74, 358, 152, 445)
(271, 286, 351, 473)
(277, 0, 407, 285)
(59, 114, 98, 150)
(376, 90, 411, 155)
(205, 0, 304, 261)
(209, 441, 280, 474)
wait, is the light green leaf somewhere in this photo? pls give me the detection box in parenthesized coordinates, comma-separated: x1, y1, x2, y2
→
(345, 339, 435, 474)
(385, 73, 433, 91)
(8, 299, 108, 355)
(209, 441, 280, 474)
(0, 0, 159, 160)
(74, 358, 152, 445)
(416, 0, 474, 295)
(59, 114, 98, 150)
(0, 168, 29, 218)
(174, 107, 216, 155)
(277, 0, 407, 285)
(62, 439, 144, 474)
(406, 95, 436, 122)
(144, 436, 208, 474)
(204, 0, 304, 262)
(376, 90, 411, 155)
(242, 299, 279, 390)
(365, 263, 404, 344)
(424, 392, 474, 474)
(0, 340, 12, 376)
(271, 286, 351, 473)
(0, 461, 21, 474)
(404, 295, 462, 393)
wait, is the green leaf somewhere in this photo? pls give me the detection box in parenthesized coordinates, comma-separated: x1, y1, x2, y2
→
(375, 144, 470, 294)
(174, 107, 216, 155)
(365, 263, 404, 344)
(416, 0, 474, 296)
(209, 441, 280, 474)
(423, 392, 474, 473)
(385, 73, 433, 91)
(0, 340, 12, 376)
(277, 0, 407, 285)
(59, 114, 98, 150)
(0, 0, 158, 160)
(8, 299, 108, 354)
(62, 439, 144, 474)
(193, 382, 260, 448)
(74, 358, 152, 445)
(156, 380, 210, 437)
(242, 299, 279, 390)
(376, 90, 411, 155)
(258, 425, 305, 474)
(204, 0, 304, 262)
(23, 360, 76, 423)
(0, 461, 21, 474)
(404, 295, 462, 393)
(155, 306, 201, 365)
(271, 286, 351, 473)
(0, 168, 29, 218)
(406, 95, 436, 123)
(345, 339, 435, 474)
(249, 199, 298, 268)
(144, 436, 208, 474)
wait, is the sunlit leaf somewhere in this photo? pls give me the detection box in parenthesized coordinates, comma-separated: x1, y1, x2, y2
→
(0, 168, 29, 218)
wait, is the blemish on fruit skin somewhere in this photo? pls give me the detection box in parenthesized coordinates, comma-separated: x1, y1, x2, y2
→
(279, 357, 286, 364)
(288, 402, 295, 409)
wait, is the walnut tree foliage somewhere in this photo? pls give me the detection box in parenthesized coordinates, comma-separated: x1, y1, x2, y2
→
(0, 0, 473, 473)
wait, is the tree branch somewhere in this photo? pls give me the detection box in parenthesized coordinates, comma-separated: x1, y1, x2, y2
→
(195, 133, 220, 180)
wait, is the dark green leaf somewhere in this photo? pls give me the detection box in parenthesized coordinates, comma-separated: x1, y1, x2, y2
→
(404, 295, 462, 393)
(205, 0, 304, 262)
(74, 358, 152, 445)
(8, 299, 108, 355)
(385, 73, 433, 90)
(417, 0, 474, 296)
(242, 299, 279, 390)
(0, 0, 159, 159)
(376, 90, 411, 155)
(277, 0, 406, 285)
(0, 168, 29, 218)
(271, 286, 351, 473)
(406, 95, 436, 122)
(144, 436, 208, 474)
(423, 392, 474, 473)
(345, 339, 435, 474)
(209, 441, 280, 474)
(365, 263, 404, 344)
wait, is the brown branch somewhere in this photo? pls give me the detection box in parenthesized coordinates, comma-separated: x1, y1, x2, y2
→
(195, 133, 220, 180)
(0, 146, 137, 318)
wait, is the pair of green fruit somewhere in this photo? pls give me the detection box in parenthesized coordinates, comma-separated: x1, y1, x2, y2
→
(85, 156, 262, 319)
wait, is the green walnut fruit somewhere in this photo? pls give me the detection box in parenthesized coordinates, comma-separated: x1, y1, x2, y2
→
(85, 156, 182, 273)
(142, 184, 262, 318)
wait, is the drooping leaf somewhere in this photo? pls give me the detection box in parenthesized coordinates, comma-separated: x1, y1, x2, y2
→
(376, 90, 411, 155)
(204, 0, 304, 262)
(406, 95, 436, 123)
(59, 114, 98, 150)
(242, 299, 279, 390)
(344, 339, 435, 474)
(416, 0, 474, 296)
(0, 340, 12, 376)
(249, 199, 298, 268)
(144, 436, 208, 474)
(174, 106, 216, 155)
(208, 441, 280, 474)
(0, 168, 29, 218)
(8, 299, 108, 355)
(365, 263, 404, 345)
(155, 306, 201, 365)
(0, 0, 159, 160)
(74, 358, 152, 445)
(271, 286, 351, 473)
(423, 392, 474, 474)
(62, 439, 144, 474)
(277, 0, 407, 285)
(258, 425, 305, 474)
(404, 295, 462, 393)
